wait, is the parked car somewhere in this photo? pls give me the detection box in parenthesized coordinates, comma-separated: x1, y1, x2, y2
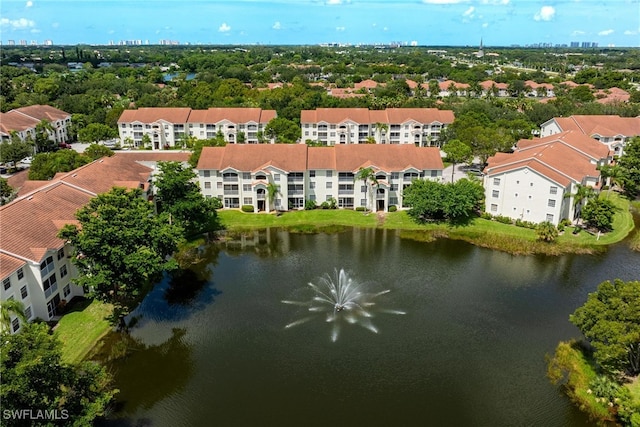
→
(20, 156, 33, 165)
(58, 142, 72, 149)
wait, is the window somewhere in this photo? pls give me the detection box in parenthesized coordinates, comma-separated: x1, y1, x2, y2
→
(530, 183, 534, 187)
(310, 182, 316, 189)
(19, 285, 28, 299)
(548, 199, 556, 208)
(63, 284, 71, 297)
(274, 174, 280, 181)
(326, 182, 333, 189)
(17, 268, 24, 280)
(389, 197, 398, 205)
(3, 277, 10, 290)
(490, 204, 498, 212)
(12, 317, 20, 333)
(391, 184, 399, 191)
(223, 172, 238, 182)
(338, 197, 354, 208)
(203, 170, 211, 178)
(40, 256, 55, 278)
(309, 170, 316, 178)
(243, 197, 253, 205)
(204, 182, 211, 189)
(403, 172, 419, 181)
(550, 186, 558, 195)
(242, 173, 251, 180)
(493, 178, 501, 186)
(546, 214, 554, 222)
(492, 190, 499, 198)
(430, 170, 438, 178)
(24, 306, 32, 320)
(361, 186, 367, 192)
(326, 171, 333, 178)
(43, 274, 57, 299)
(60, 265, 68, 278)
(217, 182, 222, 189)
(243, 184, 251, 192)
(391, 172, 399, 180)
(360, 199, 367, 207)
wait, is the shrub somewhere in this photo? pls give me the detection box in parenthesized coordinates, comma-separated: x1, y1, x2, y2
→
(355, 206, 366, 212)
(480, 212, 492, 220)
(495, 215, 514, 224)
(557, 223, 565, 233)
(536, 221, 559, 242)
(388, 205, 398, 212)
(241, 205, 254, 213)
(304, 199, 317, 210)
(320, 201, 330, 209)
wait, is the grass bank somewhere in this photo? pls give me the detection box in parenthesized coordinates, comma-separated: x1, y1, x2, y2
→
(217, 192, 634, 255)
(54, 298, 113, 364)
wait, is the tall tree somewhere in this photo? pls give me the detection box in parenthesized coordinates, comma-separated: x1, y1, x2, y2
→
(77, 123, 118, 143)
(442, 139, 473, 183)
(155, 161, 222, 236)
(34, 119, 57, 153)
(0, 177, 15, 205)
(355, 166, 377, 211)
(0, 132, 34, 166)
(564, 183, 597, 223)
(28, 150, 90, 180)
(266, 182, 280, 212)
(570, 279, 640, 376)
(58, 187, 183, 322)
(1, 322, 116, 425)
(264, 117, 300, 143)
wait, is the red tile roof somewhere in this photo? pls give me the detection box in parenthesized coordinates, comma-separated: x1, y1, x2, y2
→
(486, 132, 604, 187)
(119, 107, 276, 125)
(516, 131, 610, 160)
(0, 110, 40, 135)
(0, 253, 26, 279)
(0, 182, 93, 263)
(553, 115, 640, 137)
(118, 107, 192, 124)
(197, 144, 443, 174)
(13, 105, 70, 122)
(300, 108, 454, 125)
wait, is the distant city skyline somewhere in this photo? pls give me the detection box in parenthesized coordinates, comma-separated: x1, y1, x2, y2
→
(1, 0, 639, 47)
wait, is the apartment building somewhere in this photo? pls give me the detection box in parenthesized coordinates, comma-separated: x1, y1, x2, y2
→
(0, 155, 155, 333)
(197, 144, 444, 212)
(483, 131, 610, 225)
(0, 105, 71, 144)
(118, 107, 277, 149)
(540, 115, 640, 156)
(300, 108, 454, 146)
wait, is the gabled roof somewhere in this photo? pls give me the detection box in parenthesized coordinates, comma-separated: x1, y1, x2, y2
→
(197, 144, 308, 172)
(118, 107, 192, 124)
(485, 134, 602, 187)
(300, 108, 454, 125)
(13, 105, 70, 122)
(187, 108, 276, 124)
(196, 144, 443, 174)
(552, 115, 640, 137)
(0, 110, 40, 135)
(0, 182, 93, 263)
(516, 131, 610, 161)
(0, 253, 27, 279)
(1, 155, 155, 265)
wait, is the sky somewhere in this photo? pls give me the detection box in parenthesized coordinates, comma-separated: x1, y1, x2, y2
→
(1, 0, 639, 47)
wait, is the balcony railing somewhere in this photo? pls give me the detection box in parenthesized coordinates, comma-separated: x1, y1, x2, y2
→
(338, 189, 354, 195)
(257, 194, 265, 200)
(224, 190, 239, 195)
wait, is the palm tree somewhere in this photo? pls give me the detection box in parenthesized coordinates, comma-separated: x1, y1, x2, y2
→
(355, 167, 378, 211)
(373, 122, 388, 144)
(598, 164, 624, 193)
(565, 183, 597, 223)
(266, 182, 280, 212)
(0, 299, 26, 334)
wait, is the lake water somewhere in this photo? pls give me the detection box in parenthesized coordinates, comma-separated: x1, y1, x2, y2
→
(102, 228, 639, 427)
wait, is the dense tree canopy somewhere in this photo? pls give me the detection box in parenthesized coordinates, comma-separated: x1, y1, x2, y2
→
(155, 161, 222, 236)
(28, 149, 90, 180)
(1, 322, 116, 426)
(0, 133, 33, 166)
(570, 279, 640, 376)
(77, 123, 118, 143)
(617, 136, 640, 196)
(403, 178, 484, 223)
(58, 187, 184, 319)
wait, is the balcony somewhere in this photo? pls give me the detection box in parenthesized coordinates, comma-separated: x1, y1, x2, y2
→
(224, 190, 239, 196)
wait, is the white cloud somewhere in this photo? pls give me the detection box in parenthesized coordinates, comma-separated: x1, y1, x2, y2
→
(25, 1, 33, 7)
(534, 6, 555, 21)
(51, 22, 59, 29)
(272, 21, 282, 30)
(481, 0, 509, 4)
(0, 17, 36, 29)
(598, 29, 614, 36)
(218, 23, 231, 32)
(422, 0, 466, 4)
(571, 30, 585, 36)
(336, 26, 346, 31)
(463, 6, 475, 17)
(624, 29, 638, 35)
(482, 22, 489, 28)
(326, 0, 342, 4)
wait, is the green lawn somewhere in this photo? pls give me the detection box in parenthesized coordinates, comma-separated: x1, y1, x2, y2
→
(627, 376, 640, 405)
(54, 299, 113, 364)
(217, 191, 635, 255)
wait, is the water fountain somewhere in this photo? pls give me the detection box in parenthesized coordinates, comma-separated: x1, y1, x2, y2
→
(282, 268, 405, 342)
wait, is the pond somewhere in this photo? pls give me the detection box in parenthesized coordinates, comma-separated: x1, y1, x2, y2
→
(101, 228, 640, 427)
